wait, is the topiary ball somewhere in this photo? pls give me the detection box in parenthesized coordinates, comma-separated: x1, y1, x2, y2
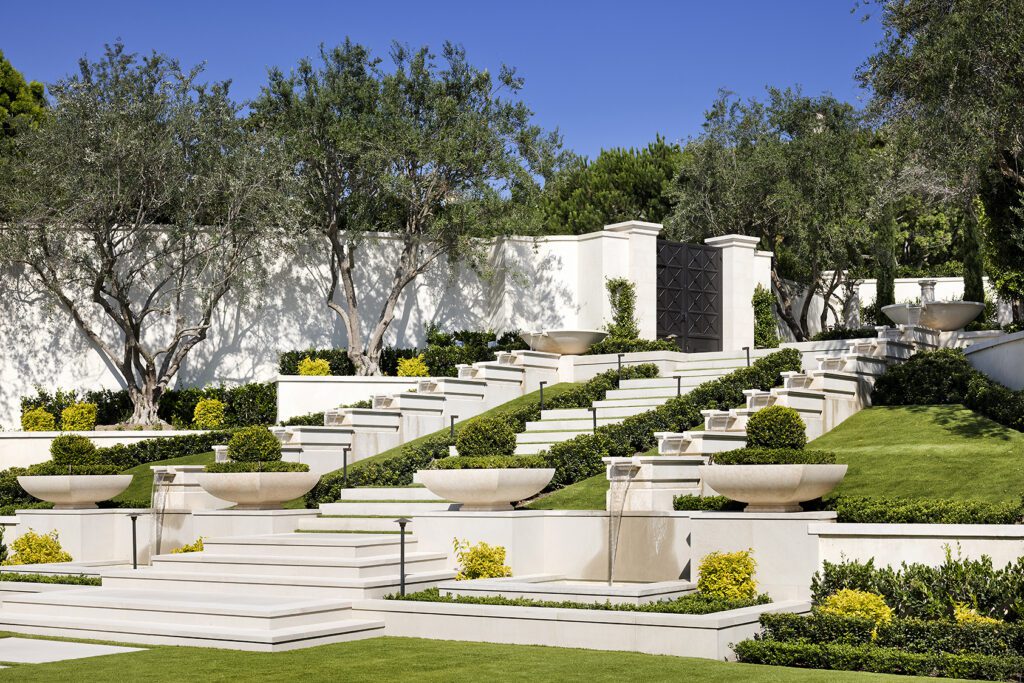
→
(49, 434, 99, 467)
(227, 426, 283, 462)
(454, 416, 517, 458)
(745, 405, 807, 449)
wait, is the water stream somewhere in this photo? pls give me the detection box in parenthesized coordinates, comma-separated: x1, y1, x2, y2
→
(606, 461, 640, 586)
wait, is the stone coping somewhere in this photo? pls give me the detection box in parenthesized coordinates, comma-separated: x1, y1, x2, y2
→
(275, 375, 421, 384)
(963, 329, 1023, 355)
(440, 574, 696, 600)
(354, 597, 809, 629)
(0, 430, 207, 439)
(693, 511, 838, 522)
(809, 522, 1024, 538)
(411, 509, 691, 519)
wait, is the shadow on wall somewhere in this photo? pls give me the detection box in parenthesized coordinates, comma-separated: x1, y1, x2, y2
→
(0, 234, 580, 428)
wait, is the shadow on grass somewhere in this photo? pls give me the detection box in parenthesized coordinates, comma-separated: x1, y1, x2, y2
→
(889, 404, 1015, 442)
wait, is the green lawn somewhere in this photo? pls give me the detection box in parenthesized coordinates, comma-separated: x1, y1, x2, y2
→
(526, 473, 608, 510)
(0, 634, 968, 682)
(813, 404, 1024, 502)
(113, 451, 215, 505)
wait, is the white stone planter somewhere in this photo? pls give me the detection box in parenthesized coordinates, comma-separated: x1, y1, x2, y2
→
(697, 464, 847, 513)
(193, 472, 320, 510)
(519, 330, 608, 355)
(883, 301, 984, 331)
(417, 468, 555, 511)
(17, 475, 133, 510)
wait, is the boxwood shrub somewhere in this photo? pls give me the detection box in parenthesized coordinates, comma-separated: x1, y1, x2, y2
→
(429, 455, 551, 470)
(226, 426, 282, 463)
(744, 405, 806, 449)
(206, 461, 309, 473)
(827, 496, 1024, 525)
(711, 448, 836, 465)
(454, 416, 517, 457)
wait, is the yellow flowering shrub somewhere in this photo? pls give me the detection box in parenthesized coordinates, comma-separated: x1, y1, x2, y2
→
(3, 529, 73, 565)
(953, 602, 1001, 625)
(297, 357, 331, 376)
(818, 589, 893, 625)
(697, 549, 758, 600)
(453, 538, 512, 580)
(21, 407, 56, 432)
(192, 398, 226, 430)
(397, 355, 430, 377)
(171, 538, 205, 554)
(60, 403, 98, 431)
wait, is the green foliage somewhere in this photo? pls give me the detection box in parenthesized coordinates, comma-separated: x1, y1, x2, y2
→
(0, 572, 99, 586)
(672, 495, 742, 512)
(227, 426, 282, 463)
(828, 496, 1024, 525)
(59, 403, 97, 431)
(192, 398, 226, 430)
(280, 412, 325, 427)
(2, 529, 72, 565)
(454, 416, 517, 457)
(711, 448, 835, 465)
(206, 460, 309, 473)
(585, 338, 679, 354)
(818, 589, 893, 626)
(49, 434, 98, 467)
(96, 431, 233, 471)
(298, 357, 331, 376)
(604, 277, 640, 340)
(540, 135, 684, 234)
(171, 538, 204, 553)
(422, 327, 526, 377)
(697, 549, 758, 600)
(752, 285, 779, 348)
(0, 50, 47, 146)
(453, 539, 512, 580)
(21, 387, 131, 427)
(391, 587, 771, 615)
(20, 406, 55, 432)
(278, 347, 421, 377)
(430, 455, 550, 470)
(811, 550, 1024, 622)
(744, 406, 807, 449)
(396, 355, 430, 378)
(810, 327, 878, 341)
(954, 602, 1002, 626)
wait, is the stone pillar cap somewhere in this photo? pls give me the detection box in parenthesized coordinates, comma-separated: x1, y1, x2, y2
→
(704, 234, 761, 249)
(603, 221, 663, 236)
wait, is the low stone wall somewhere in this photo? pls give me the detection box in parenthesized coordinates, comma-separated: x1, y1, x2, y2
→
(276, 375, 421, 423)
(0, 430, 209, 469)
(965, 330, 1024, 390)
(353, 598, 810, 661)
(810, 523, 1024, 568)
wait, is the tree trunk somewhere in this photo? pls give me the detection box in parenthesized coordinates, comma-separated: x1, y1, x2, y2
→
(128, 386, 163, 425)
(770, 267, 809, 342)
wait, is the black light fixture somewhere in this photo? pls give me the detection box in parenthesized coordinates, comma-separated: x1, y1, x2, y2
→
(129, 513, 139, 570)
(676, 375, 682, 397)
(394, 517, 412, 595)
(449, 415, 458, 439)
(617, 353, 624, 379)
(342, 446, 351, 489)
(588, 406, 598, 433)
(742, 346, 751, 367)
(538, 381, 547, 412)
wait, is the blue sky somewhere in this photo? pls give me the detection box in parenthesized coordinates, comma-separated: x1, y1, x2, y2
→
(3, 0, 881, 158)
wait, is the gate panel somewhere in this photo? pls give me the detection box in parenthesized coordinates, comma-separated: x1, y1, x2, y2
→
(656, 240, 722, 353)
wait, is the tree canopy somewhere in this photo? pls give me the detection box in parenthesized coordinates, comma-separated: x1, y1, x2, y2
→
(0, 50, 46, 143)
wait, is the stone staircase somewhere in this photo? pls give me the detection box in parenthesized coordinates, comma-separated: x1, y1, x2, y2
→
(296, 487, 454, 533)
(514, 350, 773, 455)
(275, 351, 560, 475)
(0, 532, 454, 651)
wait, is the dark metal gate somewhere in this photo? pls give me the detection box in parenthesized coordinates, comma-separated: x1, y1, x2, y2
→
(656, 240, 722, 353)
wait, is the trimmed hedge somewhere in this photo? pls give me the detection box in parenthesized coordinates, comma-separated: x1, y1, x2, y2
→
(227, 426, 282, 462)
(454, 416, 517, 457)
(753, 285, 780, 349)
(389, 586, 771, 614)
(673, 495, 742, 512)
(0, 572, 101, 586)
(585, 337, 679, 355)
(810, 327, 878, 341)
(828, 496, 1024, 525)
(278, 347, 420, 377)
(280, 412, 326, 427)
(711, 448, 836, 465)
(205, 461, 309, 473)
(734, 639, 1024, 681)
(429, 455, 551, 470)
(744, 405, 806, 449)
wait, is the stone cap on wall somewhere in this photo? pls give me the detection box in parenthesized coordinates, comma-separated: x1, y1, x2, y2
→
(704, 234, 761, 249)
(603, 220, 663, 237)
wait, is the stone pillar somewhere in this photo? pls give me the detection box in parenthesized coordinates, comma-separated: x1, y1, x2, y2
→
(603, 221, 663, 339)
(704, 234, 762, 352)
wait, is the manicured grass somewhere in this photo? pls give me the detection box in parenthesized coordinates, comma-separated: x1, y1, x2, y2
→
(812, 405, 1024, 502)
(344, 383, 577, 469)
(0, 634, 962, 682)
(525, 473, 608, 510)
(113, 451, 215, 505)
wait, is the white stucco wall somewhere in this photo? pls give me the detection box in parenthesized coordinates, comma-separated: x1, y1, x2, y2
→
(0, 223, 674, 429)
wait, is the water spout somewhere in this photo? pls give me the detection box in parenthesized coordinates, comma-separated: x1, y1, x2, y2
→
(606, 460, 640, 586)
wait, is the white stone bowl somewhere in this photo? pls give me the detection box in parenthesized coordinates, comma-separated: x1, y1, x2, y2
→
(18, 475, 133, 510)
(919, 301, 986, 331)
(194, 472, 320, 510)
(519, 330, 608, 355)
(697, 464, 848, 513)
(881, 303, 922, 327)
(417, 468, 556, 511)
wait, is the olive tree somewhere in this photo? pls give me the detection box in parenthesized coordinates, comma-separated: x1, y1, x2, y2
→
(254, 40, 556, 375)
(0, 43, 287, 424)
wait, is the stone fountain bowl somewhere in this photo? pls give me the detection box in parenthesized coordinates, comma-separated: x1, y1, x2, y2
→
(697, 464, 847, 513)
(194, 471, 320, 510)
(519, 330, 608, 355)
(881, 303, 921, 327)
(417, 468, 555, 511)
(18, 474, 133, 510)
(919, 301, 986, 331)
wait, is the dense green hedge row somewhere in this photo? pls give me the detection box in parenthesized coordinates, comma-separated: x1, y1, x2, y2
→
(0, 572, 101, 586)
(711, 448, 835, 465)
(389, 587, 770, 614)
(21, 383, 276, 429)
(278, 347, 421, 376)
(428, 455, 550, 470)
(673, 494, 1024, 524)
(873, 349, 1024, 431)
(735, 639, 1024, 681)
(812, 554, 1024, 622)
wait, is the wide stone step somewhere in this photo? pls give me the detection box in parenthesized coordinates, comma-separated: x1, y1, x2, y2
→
(100, 568, 454, 600)
(514, 443, 551, 455)
(333, 487, 443, 502)
(0, 609, 384, 652)
(298, 516, 411, 533)
(523, 418, 620, 432)
(540, 405, 653, 421)
(1, 588, 355, 631)
(151, 551, 448, 578)
(202, 533, 412, 559)
(516, 429, 591, 444)
(592, 396, 671, 409)
(603, 387, 690, 400)
(318, 501, 455, 516)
